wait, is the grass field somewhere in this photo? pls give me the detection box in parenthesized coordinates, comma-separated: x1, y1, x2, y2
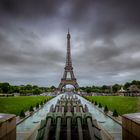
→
(0, 96, 52, 116)
(85, 96, 140, 115)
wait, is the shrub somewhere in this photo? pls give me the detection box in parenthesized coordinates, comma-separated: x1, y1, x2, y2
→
(98, 103, 102, 108)
(104, 105, 108, 112)
(40, 101, 43, 106)
(36, 103, 39, 109)
(20, 110, 25, 118)
(29, 106, 34, 112)
(92, 100, 94, 103)
(113, 109, 118, 117)
(95, 101, 98, 105)
(44, 99, 47, 104)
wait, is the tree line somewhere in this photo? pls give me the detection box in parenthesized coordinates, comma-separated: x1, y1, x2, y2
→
(0, 80, 140, 94)
(80, 80, 140, 93)
(0, 82, 56, 95)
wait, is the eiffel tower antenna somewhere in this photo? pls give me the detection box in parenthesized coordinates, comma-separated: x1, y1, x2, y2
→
(58, 30, 79, 91)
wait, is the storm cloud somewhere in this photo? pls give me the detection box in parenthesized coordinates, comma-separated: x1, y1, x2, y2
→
(0, 0, 140, 86)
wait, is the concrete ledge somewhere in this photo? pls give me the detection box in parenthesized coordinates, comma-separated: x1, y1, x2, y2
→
(122, 113, 140, 140)
(92, 104, 122, 126)
(0, 113, 16, 140)
(16, 105, 45, 125)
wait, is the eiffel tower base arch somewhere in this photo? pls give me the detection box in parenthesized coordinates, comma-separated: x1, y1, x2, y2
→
(58, 79, 79, 91)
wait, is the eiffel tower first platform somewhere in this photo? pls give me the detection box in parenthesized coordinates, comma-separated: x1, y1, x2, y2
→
(58, 30, 79, 91)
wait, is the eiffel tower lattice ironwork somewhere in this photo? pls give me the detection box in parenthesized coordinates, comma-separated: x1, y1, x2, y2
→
(58, 30, 79, 91)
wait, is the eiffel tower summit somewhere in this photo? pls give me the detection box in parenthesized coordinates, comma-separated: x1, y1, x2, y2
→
(58, 30, 79, 91)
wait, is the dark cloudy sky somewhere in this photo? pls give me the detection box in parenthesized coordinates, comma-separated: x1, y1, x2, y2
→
(0, 0, 140, 86)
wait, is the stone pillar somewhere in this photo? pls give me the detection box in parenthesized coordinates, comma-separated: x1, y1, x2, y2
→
(122, 113, 140, 140)
(0, 113, 16, 140)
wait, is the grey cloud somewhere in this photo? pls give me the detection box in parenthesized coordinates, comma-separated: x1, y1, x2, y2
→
(0, 31, 64, 73)
(73, 32, 140, 84)
(0, 0, 65, 18)
(0, 0, 140, 86)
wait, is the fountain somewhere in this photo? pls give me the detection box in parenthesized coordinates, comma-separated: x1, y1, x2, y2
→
(36, 94, 102, 140)
(16, 93, 122, 140)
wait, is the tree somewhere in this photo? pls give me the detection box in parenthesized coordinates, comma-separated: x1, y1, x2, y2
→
(29, 106, 34, 112)
(112, 84, 121, 93)
(20, 90, 26, 95)
(0, 88, 3, 93)
(20, 110, 25, 118)
(104, 105, 108, 112)
(101, 85, 109, 92)
(95, 101, 98, 105)
(13, 86, 20, 93)
(86, 88, 91, 93)
(33, 85, 38, 89)
(124, 82, 131, 90)
(1, 83, 10, 93)
(25, 84, 32, 90)
(113, 109, 118, 117)
(131, 80, 140, 88)
(51, 85, 56, 89)
(80, 86, 86, 91)
(36, 103, 39, 109)
(98, 103, 102, 108)
(49, 86, 56, 92)
(44, 99, 47, 104)
(33, 88, 41, 95)
(40, 101, 43, 106)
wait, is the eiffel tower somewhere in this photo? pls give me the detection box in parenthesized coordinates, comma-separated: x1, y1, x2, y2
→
(58, 30, 79, 91)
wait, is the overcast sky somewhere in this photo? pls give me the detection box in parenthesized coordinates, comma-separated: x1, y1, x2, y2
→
(0, 0, 140, 87)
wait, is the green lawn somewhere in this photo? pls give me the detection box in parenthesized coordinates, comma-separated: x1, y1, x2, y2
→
(85, 96, 139, 115)
(0, 96, 52, 116)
